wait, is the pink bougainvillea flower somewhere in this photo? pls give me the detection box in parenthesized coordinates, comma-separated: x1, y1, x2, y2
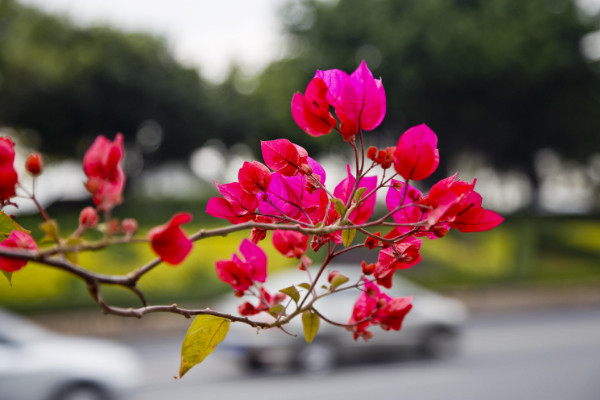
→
(258, 157, 328, 224)
(258, 172, 303, 221)
(261, 139, 309, 177)
(215, 238, 267, 294)
(348, 279, 412, 341)
(83, 134, 126, 211)
(0, 231, 38, 272)
(374, 237, 422, 288)
(148, 213, 193, 265)
(393, 124, 440, 181)
(420, 175, 503, 233)
(0, 137, 18, 203)
(385, 180, 448, 239)
(206, 181, 258, 224)
(291, 77, 338, 137)
(272, 230, 309, 258)
(238, 161, 271, 195)
(315, 60, 386, 140)
(333, 165, 377, 224)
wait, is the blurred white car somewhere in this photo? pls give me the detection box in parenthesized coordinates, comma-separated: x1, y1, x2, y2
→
(0, 308, 142, 400)
(218, 265, 468, 372)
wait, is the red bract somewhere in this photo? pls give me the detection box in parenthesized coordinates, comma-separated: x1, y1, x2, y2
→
(83, 134, 126, 211)
(148, 213, 193, 265)
(333, 165, 377, 224)
(215, 238, 267, 294)
(250, 215, 273, 244)
(291, 77, 338, 137)
(238, 161, 271, 194)
(420, 175, 503, 232)
(206, 181, 258, 224)
(0, 137, 18, 203)
(272, 230, 309, 258)
(315, 60, 386, 140)
(374, 238, 422, 288)
(0, 231, 38, 272)
(393, 124, 440, 181)
(385, 180, 447, 240)
(261, 139, 308, 177)
(348, 279, 412, 341)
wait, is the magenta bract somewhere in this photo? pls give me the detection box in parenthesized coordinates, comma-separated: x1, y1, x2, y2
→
(393, 124, 440, 181)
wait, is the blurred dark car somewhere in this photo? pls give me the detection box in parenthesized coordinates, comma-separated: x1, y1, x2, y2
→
(0, 308, 141, 400)
(219, 265, 468, 372)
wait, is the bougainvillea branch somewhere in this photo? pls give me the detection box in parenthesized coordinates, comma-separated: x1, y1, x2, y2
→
(0, 60, 503, 376)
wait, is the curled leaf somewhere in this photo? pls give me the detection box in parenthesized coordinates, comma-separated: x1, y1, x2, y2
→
(330, 273, 349, 289)
(279, 285, 300, 304)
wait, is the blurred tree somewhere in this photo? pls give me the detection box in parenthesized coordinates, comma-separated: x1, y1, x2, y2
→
(240, 0, 600, 175)
(0, 0, 214, 164)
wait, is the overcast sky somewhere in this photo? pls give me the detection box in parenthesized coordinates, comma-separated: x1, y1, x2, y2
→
(19, 0, 288, 83)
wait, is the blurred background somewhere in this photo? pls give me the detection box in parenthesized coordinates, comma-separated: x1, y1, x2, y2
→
(0, 0, 599, 399)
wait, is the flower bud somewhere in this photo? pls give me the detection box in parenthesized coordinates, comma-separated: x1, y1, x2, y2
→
(327, 270, 341, 283)
(121, 218, 138, 236)
(361, 260, 375, 275)
(25, 153, 43, 176)
(367, 146, 377, 160)
(79, 207, 98, 229)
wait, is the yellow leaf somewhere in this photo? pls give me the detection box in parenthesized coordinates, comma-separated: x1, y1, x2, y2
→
(179, 315, 230, 378)
(342, 228, 356, 247)
(0, 211, 29, 239)
(302, 310, 320, 343)
(2, 270, 12, 286)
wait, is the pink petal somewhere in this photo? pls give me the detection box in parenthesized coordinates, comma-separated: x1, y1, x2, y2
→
(393, 124, 440, 181)
(239, 238, 267, 283)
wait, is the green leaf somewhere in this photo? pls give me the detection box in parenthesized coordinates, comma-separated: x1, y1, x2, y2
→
(302, 310, 320, 343)
(354, 187, 367, 201)
(279, 285, 300, 303)
(332, 198, 346, 216)
(342, 228, 356, 247)
(330, 273, 349, 289)
(2, 270, 12, 286)
(0, 211, 29, 239)
(269, 304, 285, 317)
(179, 315, 230, 378)
(298, 282, 311, 290)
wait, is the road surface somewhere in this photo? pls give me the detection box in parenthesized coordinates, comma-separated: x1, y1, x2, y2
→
(123, 306, 600, 400)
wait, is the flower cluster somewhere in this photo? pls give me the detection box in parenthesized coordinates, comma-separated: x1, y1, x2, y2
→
(83, 134, 126, 211)
(348, 279, 413, 341)
(208, 61, 503, 341)
(292, 60, 386, 141)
